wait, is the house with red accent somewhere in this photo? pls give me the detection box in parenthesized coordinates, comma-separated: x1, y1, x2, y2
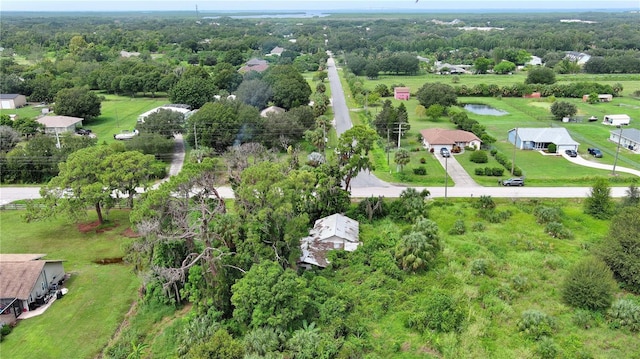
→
(394, 87, 410, 100)
(420, 128, 482, 151)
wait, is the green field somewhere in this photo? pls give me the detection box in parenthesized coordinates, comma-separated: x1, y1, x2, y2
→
(0, 210, 140, 359)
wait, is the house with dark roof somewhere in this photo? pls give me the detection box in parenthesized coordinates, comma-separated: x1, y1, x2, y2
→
(420, 128, 482, 151)
(0, 94, 27, 109)
(299, 214, 361, 268)
(36, 115, 83, 134)
(239, 58, 270, 73)
(508, 127, 579, 152)
(0, 254, 65, 322)
(610, 128, 640, 152)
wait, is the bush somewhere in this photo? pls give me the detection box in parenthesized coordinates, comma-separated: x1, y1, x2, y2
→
(545, 222, 573, 239)
(413, 167, 427, 175)
(491, 167, 504, 176)
(408, 292, 464, 333)
(469, 150, 488, 163)
(547, 143, 557, 153)
(475, 168, 485, 175)
(536, 337, 560, 359)
(562, 257, 617, 311)
(534, 206, 563, 224)
(419, 157, 426, 164)
(470, 259, 492, 276)
(448, 219, 466, 235)
(599, 207, 640, 293)
(490, 148, 498, 156)
(517, 309, 556, 340)
(607, 299, 640, 331)
(471, 222, 486, 232)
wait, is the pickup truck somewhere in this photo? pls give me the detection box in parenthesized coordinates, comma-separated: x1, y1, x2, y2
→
(587, 148, 603, 158)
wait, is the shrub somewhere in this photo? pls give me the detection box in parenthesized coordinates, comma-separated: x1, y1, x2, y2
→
(536, 337, 560, 359)
(534, 206, 563, 224)
(470, 150, 488, 163)
(413, 167, 427, 175)
(545, 222, 573, 239)
(448, 219, 466, 235)
(419, 157, 426, 164)
(475, 168, 485, 175)
(599, 207, 640, 293)
(408, 292, 464, 333)
(470, 259, 492, 276)
(562, 257, 617, 311)
(517, 309, 556, 340)
(547, 143, 557, 153)
(491, 167, 504, 176)
(473, 195, 496, 210)
(484, 166, 493, 176)
(490, 148, 498, 156)
(572, 309, 596, 329)
(512, 275, 530, 293)
(0, 324, 12, 339)
(607, 299, 640, 331)
(471, 222, 486, 232)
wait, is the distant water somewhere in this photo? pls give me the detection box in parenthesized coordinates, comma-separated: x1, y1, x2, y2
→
(464, 104, 509, 116)
(203, 12, 329, 19)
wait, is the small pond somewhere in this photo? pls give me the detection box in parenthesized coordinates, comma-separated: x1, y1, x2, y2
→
(464, 104, 509, 116)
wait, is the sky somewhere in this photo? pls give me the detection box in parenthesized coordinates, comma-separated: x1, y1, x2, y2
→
(1, 0, 638, 12)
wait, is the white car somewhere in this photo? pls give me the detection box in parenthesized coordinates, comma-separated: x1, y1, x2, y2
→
(113, 129, 139, 140)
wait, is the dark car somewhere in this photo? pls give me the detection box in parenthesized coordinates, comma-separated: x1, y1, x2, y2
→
(588, 148, 603, 158)
(440, 147, 451, 158)
(75, 128, 92, 136)
(501, 177, 525, 186)
(565, 149, 578, 157)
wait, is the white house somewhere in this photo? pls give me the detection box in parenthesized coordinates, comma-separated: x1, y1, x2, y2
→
(137, 104, 193, 123)
(508, 127, 579, 152)
(36, 115, 83, 134)
(260, 106, 286, 118)
(299, 214, 361, 268)
(0, 94, 27, 109)
(610, 128, 640, 152)
(603, 114, 631, 126)
(0, 254, 65, 319)
(420, 128, 482, 151)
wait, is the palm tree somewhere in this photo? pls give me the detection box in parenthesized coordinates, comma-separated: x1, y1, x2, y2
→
(394, 148, 411, 172)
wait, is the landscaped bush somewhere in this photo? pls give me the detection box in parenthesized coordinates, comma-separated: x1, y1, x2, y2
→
(475, 168, 485, 175)
(561, 257, 617, 311)
(517, 309, 556, 340)
(412, 167, 427, 175)
(547, 143, 557, 153)
(491, 167, 504, 176)
(419, 157, 426, 164)
(0, 324, 12, 341)
(470, 150, 488, 163)
(607, 299, 640, 332)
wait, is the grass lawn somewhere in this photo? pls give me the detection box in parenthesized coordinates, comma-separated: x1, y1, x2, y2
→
(0, 210, 140, 359)
(0, 103, 42, 120)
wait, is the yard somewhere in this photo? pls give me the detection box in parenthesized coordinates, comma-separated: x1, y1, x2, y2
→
(0, 210, 140, 359)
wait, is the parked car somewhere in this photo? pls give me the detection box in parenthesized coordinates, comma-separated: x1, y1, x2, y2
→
(114, 129, 139, 140)
(565, 149, 578, 157)
(587, 148, 603, 158)
(500, 177, 525, 186)
(440, 147, 451, 158)
(75, 128, 92, 136)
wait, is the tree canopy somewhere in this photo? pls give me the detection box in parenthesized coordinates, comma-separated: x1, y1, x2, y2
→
(54, 87, 102, 120)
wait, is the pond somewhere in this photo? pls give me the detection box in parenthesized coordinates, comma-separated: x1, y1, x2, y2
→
(464, 104, 509, 116)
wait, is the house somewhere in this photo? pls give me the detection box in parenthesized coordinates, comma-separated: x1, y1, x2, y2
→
(299, 214, 361, 268)
(435, 62, 471, 74)
(582, 94, 613, 102)
(508, 127, 579, 152)
(138, 104, 194, 123)
(420, 128, 482, 151)
(0, 254, 65, 322)
(610, 128, 640, 152)
(527, 56, 543, 66)
(603, 114, 631, 126)
(260, 106, 285, 117)
(394, 87, 410, 100)
(0, 94, 27, 109)
(36, 115, 83, 134)
(269, 46, 285, 56)
(564, 51, 591, 65)
(239, 58, 270, 73)
(119, 50, 140, 58)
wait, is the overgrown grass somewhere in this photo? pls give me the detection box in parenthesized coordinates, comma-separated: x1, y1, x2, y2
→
(0, 210, 140, 358)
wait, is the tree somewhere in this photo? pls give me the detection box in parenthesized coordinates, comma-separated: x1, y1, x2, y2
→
(474, 57, 492, 74)
(231, 261, 309, 330)
(586, 91, 600, 104)
(395, 217, 441, 272)
(54, 87, 101, 120)
(561, 257, 617, 311)
(583, 178, 614, 219)
(186, 329, 244, 359)
(394, 148, 410, 172)
(0, 126, 20, 152)
(416, 83, 457, 109)
(119, 75, 141, 97)
(137, 108, 185, 138)
(170, 77, 216, 109)
(425, 104, 445, 121)
(187, 101, 257, 152)
(550, 101, 578, 120)
(493, 60, 516, 74)
(264, 65, 312, 110)
(235, 79, 273, 109)
(365, 62, 380, 79)
(599, 207, 640, 293)
(212, 62, 243, 92)
(525, 67, 556, 85)
(26, 146, 156, 224)
(336, 125, 377, 190)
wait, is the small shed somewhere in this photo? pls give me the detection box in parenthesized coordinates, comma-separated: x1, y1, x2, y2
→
(394, 87, 410, 101)
(299, 214, 361, 268)
(0, 94, 27, 109)
(36, 115, 84, 134)
(603, 114, 630, 126)
(582, 94, 613, 102)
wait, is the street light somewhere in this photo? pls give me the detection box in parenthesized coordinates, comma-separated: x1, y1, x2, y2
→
(612, 125, 623, 175)
(444, 154, 448, 202)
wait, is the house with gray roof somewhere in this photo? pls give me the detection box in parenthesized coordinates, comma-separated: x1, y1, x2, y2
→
(36, 115, 83, 134)
(299, 214, 361, 268)
(0, 254, 65, 323)
(0, 94, 26, 109)
(508, 127, 579, 152)
(610, 128, 640, 153)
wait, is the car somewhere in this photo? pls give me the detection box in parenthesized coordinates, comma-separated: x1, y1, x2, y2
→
(114, 129, 139, 140)
(75, 128, 92, 136)
(565, 149, 577, 157)
(439, 147, 451, 158)
(587, 148, 603, 158)
(501, 177, 525, 186)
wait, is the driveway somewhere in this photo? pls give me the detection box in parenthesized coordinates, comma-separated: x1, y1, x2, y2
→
(562, 152, 640, 176)
(434, 152, 481, 187)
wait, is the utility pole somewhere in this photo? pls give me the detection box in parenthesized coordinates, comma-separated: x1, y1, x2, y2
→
(386, 127, 391, 166)
(194, 123, 198, 150)
(395, 122, 408, 149)
(612, 125, 623, 175)
(444, 155, 448, 202)
(511, 127, 518, 175)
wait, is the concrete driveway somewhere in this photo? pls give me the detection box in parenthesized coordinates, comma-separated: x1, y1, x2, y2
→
(562, 151, 640, 176)
(434, 151, 481, 187)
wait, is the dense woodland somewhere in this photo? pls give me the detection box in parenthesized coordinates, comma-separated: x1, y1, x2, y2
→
(1, 10, 640, 359)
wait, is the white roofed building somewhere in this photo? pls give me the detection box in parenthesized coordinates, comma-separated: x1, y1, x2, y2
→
(299, 214, 361, 268)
